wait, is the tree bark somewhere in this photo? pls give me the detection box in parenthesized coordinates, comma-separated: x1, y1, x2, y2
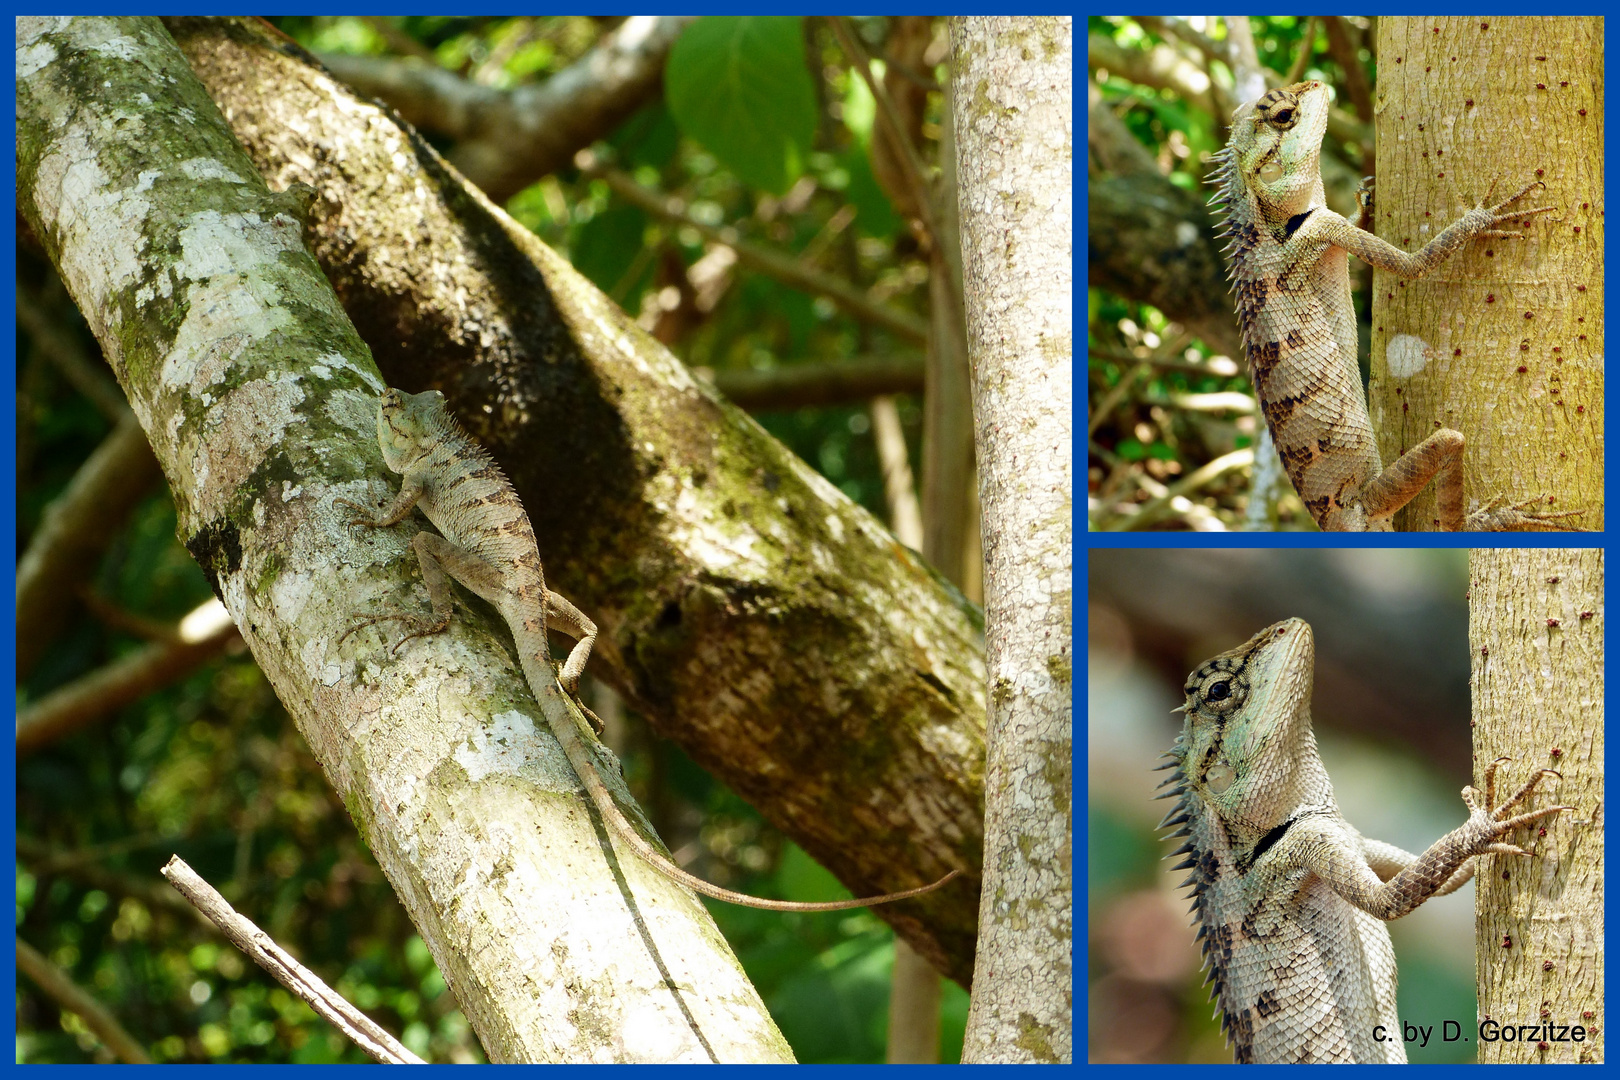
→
(951, 16, 1073, 1064)
(1370, 17, 1603, 530)
(17, 15, 792, 1063)
(1468, 548, 1603, 1064)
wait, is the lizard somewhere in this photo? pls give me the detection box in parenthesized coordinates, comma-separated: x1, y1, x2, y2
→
(336, 387, 960, 912)
(1155, 618, 1572, 1063)
(1207, 80, 1583, 531)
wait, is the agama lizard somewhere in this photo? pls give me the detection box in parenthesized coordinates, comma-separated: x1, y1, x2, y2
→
(338, 387, 958, 912)
(1156, 618, 1571, 1063)
(1208, 81, 1582, 531)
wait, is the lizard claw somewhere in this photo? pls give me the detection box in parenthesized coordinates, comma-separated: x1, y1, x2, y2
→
(334, 496, 384, 530)
(1480, 842, 1536, 858)
(337, 610, 449, 653)
(1486, 178, 1553, 213)
(1465, 494, 1585, 532)
(1471, 178, 1555, 234)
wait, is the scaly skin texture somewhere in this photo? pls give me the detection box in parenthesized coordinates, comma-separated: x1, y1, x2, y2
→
(1156, 618, 1571, 1063)
(339, 388, 959, 912)
(1208, 81, 1581, 531)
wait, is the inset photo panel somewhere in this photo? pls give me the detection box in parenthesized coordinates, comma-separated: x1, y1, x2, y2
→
(1088, 16, 1602, 532)
(1086, 548, 1600, 1063)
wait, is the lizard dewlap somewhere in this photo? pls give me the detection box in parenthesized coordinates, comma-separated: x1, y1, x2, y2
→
(1156, 618, 1570, 1063)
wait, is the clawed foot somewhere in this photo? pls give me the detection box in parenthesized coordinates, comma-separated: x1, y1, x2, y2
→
(337, 610, 450, 655)
(1462, 757, 1573, 858)
(334, 496, 385, 529)
(1465, 493, 1585, 532)
(1477, 178, 1556, 237)
(575, 698, 607, 736)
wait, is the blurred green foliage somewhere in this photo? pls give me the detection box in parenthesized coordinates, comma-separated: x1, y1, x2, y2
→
(17, 14, 954, 1064)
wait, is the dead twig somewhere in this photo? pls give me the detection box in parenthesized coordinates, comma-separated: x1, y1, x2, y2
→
(160, 856, 424, 1065)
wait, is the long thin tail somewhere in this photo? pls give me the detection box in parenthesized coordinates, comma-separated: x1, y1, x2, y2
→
(523, 659, 959, 912)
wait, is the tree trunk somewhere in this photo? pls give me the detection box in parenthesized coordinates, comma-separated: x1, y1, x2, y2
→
(1370, 17, 1603, 530)
(951, 16, 1073, 1065)
(17, 15, 790, 1063)
(1467, 548, 1603, 1064)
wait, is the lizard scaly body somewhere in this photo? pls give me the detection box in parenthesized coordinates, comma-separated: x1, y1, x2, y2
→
(1209, 81, 1581, 531)
(338, 388, 958, 912)
(1156, 618, 1570, 1063)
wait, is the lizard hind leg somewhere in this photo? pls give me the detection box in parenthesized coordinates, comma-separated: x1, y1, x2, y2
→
(1356, 428, 1466, 528)
(1357, 432, 1583, 531)
(1464, 495, 1584, 532)
(543, 590, 598, 696)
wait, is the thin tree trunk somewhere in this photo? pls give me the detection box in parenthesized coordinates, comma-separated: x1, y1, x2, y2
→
(888, 38, 972, 1060)
(951, 16, 1073, 1064)
(1371, 17, 1603, 530)
(921, 82, 976, 583)
(873, 388, 943, 1062)
(1467, 548, 1603, 1064)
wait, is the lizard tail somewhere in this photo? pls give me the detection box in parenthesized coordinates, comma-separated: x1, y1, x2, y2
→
(525, 662, 960, 912)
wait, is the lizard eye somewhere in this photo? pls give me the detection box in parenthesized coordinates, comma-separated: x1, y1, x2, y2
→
(1191, 668, 1249, 715)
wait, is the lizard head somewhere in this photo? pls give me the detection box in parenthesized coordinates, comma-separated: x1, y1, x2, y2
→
(1169, 618, 1327, 843)
(376, 387, 453, 473)
(1221, 81, 1331, 228)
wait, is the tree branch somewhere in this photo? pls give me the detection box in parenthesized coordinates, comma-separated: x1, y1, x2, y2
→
(16, 938, 152, 1064)
(161, 857, 424, 1065)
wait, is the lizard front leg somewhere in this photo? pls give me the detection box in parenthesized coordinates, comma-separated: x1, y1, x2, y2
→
(1294, 759, 1571, 921)
(337, 483, 457, 651)
(1290, 186, 1581, 530)
(337, 530, 455, 653)
(1311, 180, 1555, 281)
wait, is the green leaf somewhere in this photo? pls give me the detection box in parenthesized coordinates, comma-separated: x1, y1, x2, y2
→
(610, 102, 680, 170)
(840, 147, 899, 238)
(665, 17, 817, 194)
(572, 202, 649, 297)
